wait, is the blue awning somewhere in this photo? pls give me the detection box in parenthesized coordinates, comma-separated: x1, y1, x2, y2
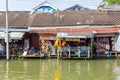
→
(57, 35, 86, 38)
(57, 32, 93, 38)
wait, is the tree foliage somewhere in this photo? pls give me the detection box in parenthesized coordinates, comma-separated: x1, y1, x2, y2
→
(103, 0, 120, 5)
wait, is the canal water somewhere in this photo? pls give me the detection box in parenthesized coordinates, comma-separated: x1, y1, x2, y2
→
(0, 59, 120, 80)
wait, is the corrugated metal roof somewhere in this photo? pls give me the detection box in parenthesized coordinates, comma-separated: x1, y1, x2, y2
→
(30, 27, 120, 34)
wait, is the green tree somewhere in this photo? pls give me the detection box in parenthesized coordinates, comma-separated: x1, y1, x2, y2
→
(103, 0, 120, 5)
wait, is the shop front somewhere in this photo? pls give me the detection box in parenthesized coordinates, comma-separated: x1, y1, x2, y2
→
(28, 26, 120, 58)
(0, 28, 29, 56)
(27, 30, 56, 57)
(94, 33, 116, 56)
(39, 34, 56, 57)
(56, 32, 94, 58)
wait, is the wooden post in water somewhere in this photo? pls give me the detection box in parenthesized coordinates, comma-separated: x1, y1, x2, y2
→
(68, 47, 70, 58)
(91, 38, 93, 58)
(97, 37, 98, 56)
(60, 48, 62, 58)
(88, 48, 90, 58)
(78, 47, 80, 58)
(57, 49, 59, 58)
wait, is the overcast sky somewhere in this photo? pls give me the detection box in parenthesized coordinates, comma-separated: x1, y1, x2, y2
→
(0, 0, 102, 11)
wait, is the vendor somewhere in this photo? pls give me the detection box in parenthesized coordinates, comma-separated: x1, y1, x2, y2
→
(105, 43, 110, 57)
(28, 47, 36, 55)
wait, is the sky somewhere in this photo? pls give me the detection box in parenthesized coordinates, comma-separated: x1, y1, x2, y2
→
(0, 0, 103, 11)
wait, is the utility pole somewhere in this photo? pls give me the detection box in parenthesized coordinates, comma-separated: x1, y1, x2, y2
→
(6, 0, 9, 60)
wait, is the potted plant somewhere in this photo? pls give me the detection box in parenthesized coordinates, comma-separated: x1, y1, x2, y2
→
(17, 50, 24, 57)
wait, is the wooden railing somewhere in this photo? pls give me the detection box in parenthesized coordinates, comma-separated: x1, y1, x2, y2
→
(57, 46, 91, 58)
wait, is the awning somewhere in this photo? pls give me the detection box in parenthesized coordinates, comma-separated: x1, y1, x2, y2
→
(0, 32, 25, 39)
(57, 32, 93, 38)
(58, 35, 86, 38)
(0, 32, 5, 39)
(0, 28, 29, 32)
(94, 34, 115, 37)
(10, 32, 25, 39)
(40, 36, 56, 40)
(0, 28, 28, 39)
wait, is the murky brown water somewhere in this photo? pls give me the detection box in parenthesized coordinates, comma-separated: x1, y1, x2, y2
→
(0, 59, 119, 80)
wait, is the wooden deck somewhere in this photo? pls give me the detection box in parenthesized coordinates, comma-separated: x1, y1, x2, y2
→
(21, 55, 46, 59)
(21, 53, 58, 59)
(0, 55, 18, 59)
(61, 57, 92, 60)
(0, 54, 120, 60)
(61, 55, 120, 60)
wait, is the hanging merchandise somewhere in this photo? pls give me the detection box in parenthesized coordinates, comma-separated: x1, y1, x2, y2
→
(53, 38, 61, 48)
(111, 37, 114, 41)
(97, 37, 109, 54)
(65, 38, 80, 41)
(62, 41, 66, 47)
(114, 35, 120, 52)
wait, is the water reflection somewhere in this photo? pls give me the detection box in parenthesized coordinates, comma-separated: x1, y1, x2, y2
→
(0, 59, 120, 80)
(113, 60, 120, 80)
(53, 59, 61, 80)
(5, 61, 9, 80)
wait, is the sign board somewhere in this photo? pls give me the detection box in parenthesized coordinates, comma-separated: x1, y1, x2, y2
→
(57, 33, 68, 37)
(65, 38, 80, 41)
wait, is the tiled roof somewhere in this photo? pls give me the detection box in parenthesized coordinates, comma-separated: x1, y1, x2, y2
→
(0, 11, 29, 27)
(0, 11, 120, 27)
(30, 11, 120, 27)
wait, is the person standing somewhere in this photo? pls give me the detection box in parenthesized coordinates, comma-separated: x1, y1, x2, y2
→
(105, 43, 110, 57)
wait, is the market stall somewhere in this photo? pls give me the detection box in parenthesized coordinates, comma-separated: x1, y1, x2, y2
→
(94, 34, 116, 56)
(56, 32, 94, 58)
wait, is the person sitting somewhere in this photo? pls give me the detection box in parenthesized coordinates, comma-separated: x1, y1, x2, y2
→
(28, 47, 36, 55)
(11, 47, 16, 55)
